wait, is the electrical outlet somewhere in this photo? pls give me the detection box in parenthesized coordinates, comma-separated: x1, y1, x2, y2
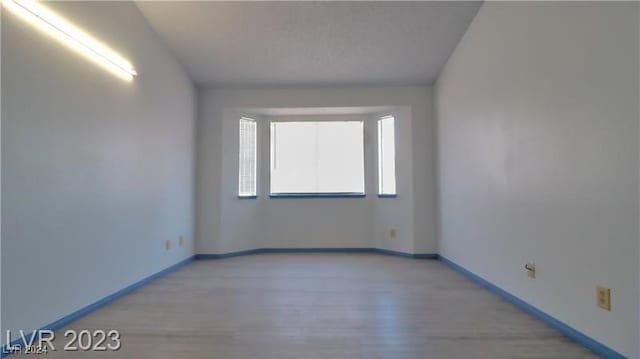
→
(179, 236, 184, 246)
(165, 240, 171, 251)
(525, 262, 535, 278)
(596, 285, 611, 311)
(389, 228, 397, 239)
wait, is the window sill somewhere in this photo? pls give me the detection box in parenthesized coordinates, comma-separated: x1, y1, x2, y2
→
(378, 194, 397, 198)
(238, 195, 258, 199)
(269, 193, 366, 199)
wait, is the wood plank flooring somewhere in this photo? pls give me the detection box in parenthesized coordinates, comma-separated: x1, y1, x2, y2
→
(41, 254, 597, 358)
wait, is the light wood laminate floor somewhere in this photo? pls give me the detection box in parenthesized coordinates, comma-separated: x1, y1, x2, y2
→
(42, 254, 597, 358)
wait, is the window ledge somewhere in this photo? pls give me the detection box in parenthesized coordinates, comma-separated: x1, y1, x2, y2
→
(238, 195, 258, 199)
(378, 194, 398, 198)
(269, 193, 366, 199)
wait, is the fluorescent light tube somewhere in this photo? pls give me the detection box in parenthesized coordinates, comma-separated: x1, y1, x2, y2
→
(2, 0, 137, 81)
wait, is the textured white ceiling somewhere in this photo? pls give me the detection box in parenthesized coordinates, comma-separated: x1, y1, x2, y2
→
(136, 1, 481, 87)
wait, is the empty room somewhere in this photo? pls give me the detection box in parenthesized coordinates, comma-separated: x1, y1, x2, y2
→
(1, 1, 639, 358)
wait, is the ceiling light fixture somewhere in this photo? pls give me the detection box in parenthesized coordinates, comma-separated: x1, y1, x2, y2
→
(2, 0, 137, 81)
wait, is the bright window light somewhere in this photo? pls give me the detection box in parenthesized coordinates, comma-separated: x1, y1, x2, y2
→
(238, 118, 257, 197)
(270, 121, 365, 196)
(378, 116, 396, 195)
(2, 0, 137, 81)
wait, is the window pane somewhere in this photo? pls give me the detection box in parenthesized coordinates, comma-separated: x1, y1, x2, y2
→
(270, 121, 364, 194)
(238, 118, 257, 196)
(378, 116, 396, 195)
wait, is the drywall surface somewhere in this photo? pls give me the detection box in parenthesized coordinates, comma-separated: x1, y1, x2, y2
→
(370, 107, 416, 254)
(196, 86, 436, 254)
(436, 2, 639, 357)
(2, 2, 195, 343)
(260, 114, 375, 249)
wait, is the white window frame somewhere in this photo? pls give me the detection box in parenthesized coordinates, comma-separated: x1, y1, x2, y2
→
(269, 119, 366, 198)
(377, 115, 397, 197)
(238, 117, 258, 198)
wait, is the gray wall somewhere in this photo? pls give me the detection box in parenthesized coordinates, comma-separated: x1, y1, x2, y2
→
(196, 87, 437, 254)
(224, 113, 376, 251)
(436, 2, 639, 357)
(1, 2, 195, 342)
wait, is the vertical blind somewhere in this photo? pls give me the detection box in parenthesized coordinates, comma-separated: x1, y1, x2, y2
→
(378, 116, 397, 195)
(238, 118, 257, 196)
(270, 121, 365, 194)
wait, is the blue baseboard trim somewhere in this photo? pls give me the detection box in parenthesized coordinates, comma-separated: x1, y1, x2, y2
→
(374, 248, 438, 259)
(260, 247, 375, 253)
(439, 256, 626, 359)
(195, 248, 438, 259)
(1, 256, 195, 358)
(195, 249, 264, 259)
